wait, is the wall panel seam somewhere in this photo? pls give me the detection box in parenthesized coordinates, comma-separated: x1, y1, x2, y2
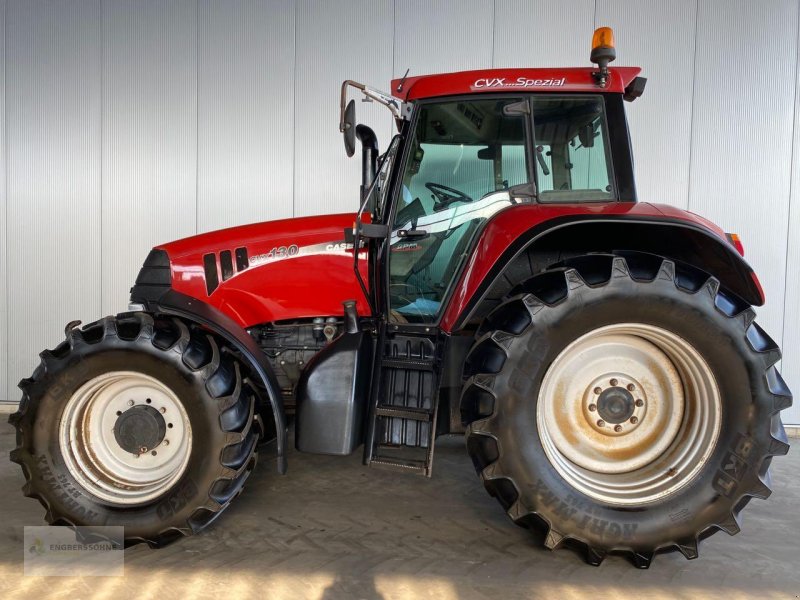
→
(685, 0, 699, 211)
(3, 0, 7, 400)
(490, 0, 495, 67)
(391, 0, 395, 74)
(780, 0, 800, 350)
(195, 0, 200, 235)
(99, 0, 104, 315)
(292, 0, 297, 218)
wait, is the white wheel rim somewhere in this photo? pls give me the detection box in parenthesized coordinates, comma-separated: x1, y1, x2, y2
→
(537, 323, 721, 505)
(59, 371, 192, 505)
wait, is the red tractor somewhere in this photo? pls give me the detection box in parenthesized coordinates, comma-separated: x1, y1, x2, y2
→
(10, 29, 791, 568)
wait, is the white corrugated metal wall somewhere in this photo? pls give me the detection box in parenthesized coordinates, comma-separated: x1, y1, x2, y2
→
(0, 0, 799, 425)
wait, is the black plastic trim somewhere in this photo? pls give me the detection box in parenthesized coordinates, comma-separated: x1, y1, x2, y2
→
(203, 253, 219, 295)
(220, 250, 234, 281)
(604, 94, 637, 201)
(235, 247, 249, 271)
(130, 249, 171, 305)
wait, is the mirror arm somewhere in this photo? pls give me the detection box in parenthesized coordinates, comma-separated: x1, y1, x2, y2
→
(339, 79, 409, 129)
(339, 80, 365, 133)
(362, 86, 404, 121)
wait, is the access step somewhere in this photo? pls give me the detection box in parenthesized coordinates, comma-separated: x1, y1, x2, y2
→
(381, 358, 435, 371)
(368, 455, 428, 475)
(365, 327, 442, 478)
(374, 405, 431, 421)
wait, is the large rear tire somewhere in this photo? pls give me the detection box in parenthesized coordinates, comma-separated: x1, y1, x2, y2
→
(9, 313, 261, 547)
(461, 254, 791, 567)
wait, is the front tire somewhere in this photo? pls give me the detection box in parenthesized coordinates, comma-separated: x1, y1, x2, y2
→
(10, 313, 261, 546)
(461, 254, 791, 567)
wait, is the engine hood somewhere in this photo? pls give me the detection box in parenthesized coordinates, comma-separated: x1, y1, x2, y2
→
(154, 213, 369, 327)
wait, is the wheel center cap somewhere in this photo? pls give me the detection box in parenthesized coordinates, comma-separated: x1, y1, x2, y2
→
(596, 387, 636, 424)
(113, 405, 166, 454)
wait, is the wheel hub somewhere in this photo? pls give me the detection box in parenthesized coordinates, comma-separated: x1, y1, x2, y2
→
(596, 386, 634, 423)
(113, 405, 167, 455)
(585, 374, 647, 436)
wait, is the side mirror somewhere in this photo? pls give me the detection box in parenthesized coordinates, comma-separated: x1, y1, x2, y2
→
(343, 100, 356, 157)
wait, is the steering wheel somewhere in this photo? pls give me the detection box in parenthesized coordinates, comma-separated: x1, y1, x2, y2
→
(425, 182, 474, 210)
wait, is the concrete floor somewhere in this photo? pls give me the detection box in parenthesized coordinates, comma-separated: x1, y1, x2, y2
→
(0, 424, 797, 600)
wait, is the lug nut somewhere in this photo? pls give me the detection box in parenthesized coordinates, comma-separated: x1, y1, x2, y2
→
(597, 420, 605, 428)
(610, 378, 618, 386)
(163, 439, 169, 446)
(627, 384, 635, 392)
(630, 416, 639, 424)
(128, 399, 135, 406)
(588, 404, 597, 412)
(614, 425, 622, 433)
(635, 399, 644, 407)
(593, 387, 602, 394)
(160, 407, 166, 414)
(139, 446, 148, 453)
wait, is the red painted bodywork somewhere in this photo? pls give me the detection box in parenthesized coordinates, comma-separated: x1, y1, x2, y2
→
(156, 201, 743, 333)
(391, 67, 642, 101)
(150, 66, 751, 335)
(158, 213, 369, 328)
(438, 201, 737, 331)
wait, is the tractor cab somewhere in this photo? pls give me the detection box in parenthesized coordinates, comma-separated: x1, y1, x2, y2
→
(338, 30, 644, 328)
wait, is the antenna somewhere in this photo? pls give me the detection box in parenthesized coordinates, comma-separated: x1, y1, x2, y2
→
(396, 68, 410, 93)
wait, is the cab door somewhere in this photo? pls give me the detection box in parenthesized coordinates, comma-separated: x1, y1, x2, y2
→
(386, 97, 534, 324)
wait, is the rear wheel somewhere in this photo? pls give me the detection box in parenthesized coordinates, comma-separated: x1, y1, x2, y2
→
(461, 254, 791, 567)
(10, 313, 261, 546)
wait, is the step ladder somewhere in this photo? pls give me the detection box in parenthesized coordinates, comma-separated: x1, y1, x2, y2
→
(364, 324, 441, 477)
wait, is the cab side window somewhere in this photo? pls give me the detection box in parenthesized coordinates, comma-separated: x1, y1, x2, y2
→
(532, 96, 614, 202)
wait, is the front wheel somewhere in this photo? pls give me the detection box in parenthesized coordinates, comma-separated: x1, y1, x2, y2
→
(461, 254, 791, 567)
(10, 313, 261, 546)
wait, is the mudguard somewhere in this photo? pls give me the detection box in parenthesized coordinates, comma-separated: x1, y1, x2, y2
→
(441, 202, 763, 332)
(152, 289, 288, 474)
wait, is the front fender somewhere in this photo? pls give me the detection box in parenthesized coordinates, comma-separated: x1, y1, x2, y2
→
(150, 289, 287, 474)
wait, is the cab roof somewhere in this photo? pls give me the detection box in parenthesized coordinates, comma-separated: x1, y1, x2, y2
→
(391, 67, 642, 101)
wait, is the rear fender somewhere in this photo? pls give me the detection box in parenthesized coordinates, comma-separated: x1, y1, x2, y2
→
(151, 289, 287, 474)
(443, 210, 763, 332)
